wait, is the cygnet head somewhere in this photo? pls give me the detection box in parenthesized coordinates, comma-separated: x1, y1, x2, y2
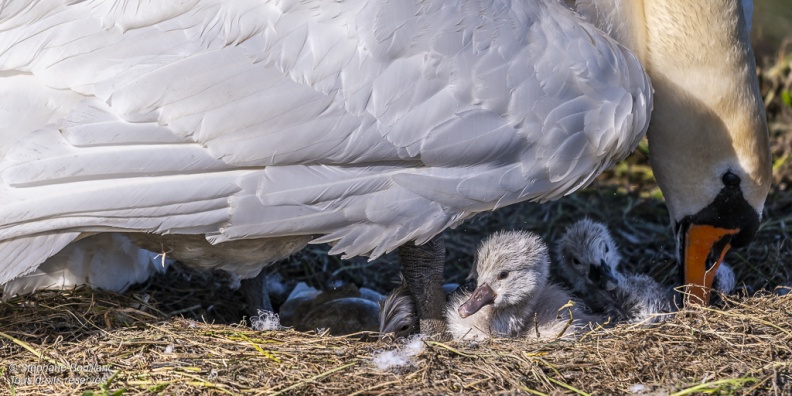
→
(555, 219, 623, 293)
(378, 282, 418, 339)
(712, 261, 735, 295)
(458, 231, 550, 318)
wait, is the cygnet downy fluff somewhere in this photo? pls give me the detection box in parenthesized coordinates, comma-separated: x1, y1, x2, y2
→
(554, 219, 735, 324)
(379, 280, 460, 340)
(446, 231, 599, 340)
(279, 282, 383, 335)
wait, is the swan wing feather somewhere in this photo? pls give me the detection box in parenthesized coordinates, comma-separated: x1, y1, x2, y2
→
(0, 0, 651, 279)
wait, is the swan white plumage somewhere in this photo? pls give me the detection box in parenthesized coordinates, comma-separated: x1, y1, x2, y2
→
(0, 0, 651, 315)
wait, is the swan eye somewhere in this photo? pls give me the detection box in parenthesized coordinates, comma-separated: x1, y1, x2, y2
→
(399, 325, 409, 332)
(497, 271, 509, 280)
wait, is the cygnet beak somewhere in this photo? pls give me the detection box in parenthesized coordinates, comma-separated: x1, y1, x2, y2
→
(600, 260, 620, 291)
(588, 261, 619, 291)
(458, 283, 496, 318)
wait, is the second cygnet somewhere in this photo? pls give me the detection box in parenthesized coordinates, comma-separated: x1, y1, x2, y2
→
(554, 219, 735, 324)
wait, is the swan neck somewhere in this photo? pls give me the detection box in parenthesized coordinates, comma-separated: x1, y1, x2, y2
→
(581, 0, 770, 220)
(641, 0, 771, 220)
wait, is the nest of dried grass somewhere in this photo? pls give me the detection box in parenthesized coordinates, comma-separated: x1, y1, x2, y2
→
(0, 287, 790, 395)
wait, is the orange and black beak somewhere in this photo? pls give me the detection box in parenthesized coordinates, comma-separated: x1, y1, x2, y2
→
(682, 224, 739, 304)
(674, 171, 763, 304)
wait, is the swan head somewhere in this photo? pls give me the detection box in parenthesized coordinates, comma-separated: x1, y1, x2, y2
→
(571, 0, 771, 304)
(636, 1, 771, 305)
(577, 0, 771, 304)
(458, 231, 549, 318)
(555, 219, 623, 293)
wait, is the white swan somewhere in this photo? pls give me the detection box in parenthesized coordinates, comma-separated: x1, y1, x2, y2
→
(1, 233, 170, 298)
(0, 0, 650, 330)
(0, 0, 768, 330)
(446, 230, 599, 340)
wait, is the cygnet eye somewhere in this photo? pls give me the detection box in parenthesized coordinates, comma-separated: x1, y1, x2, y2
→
(604, 245, 609, 253)
(572, 257, 581, 266)
(497, 271, 509, 280)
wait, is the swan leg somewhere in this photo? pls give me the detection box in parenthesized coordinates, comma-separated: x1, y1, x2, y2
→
(398, 234, 447, 337)
(242, 270, 273, 314)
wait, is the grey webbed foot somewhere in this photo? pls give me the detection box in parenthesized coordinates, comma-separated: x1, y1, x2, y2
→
(242, 270, 273, 315)
(398, 234, 447, 337)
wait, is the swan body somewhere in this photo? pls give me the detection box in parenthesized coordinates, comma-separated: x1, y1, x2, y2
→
(0, 0, 651, 300)
(0, 0, 770, 328)
(446, 231, 598, 340)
